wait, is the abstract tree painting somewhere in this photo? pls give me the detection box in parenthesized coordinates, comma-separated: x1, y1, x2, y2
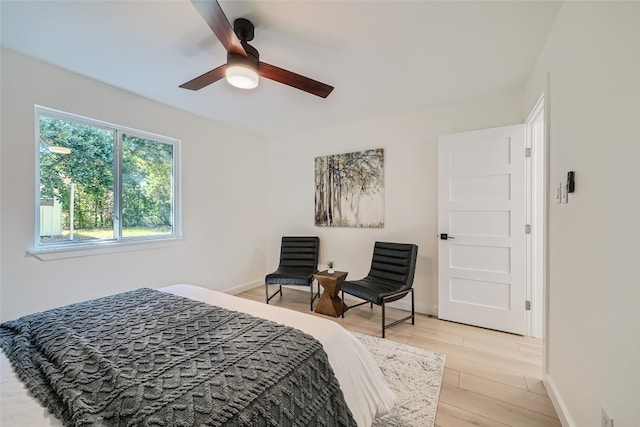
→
(315, 148, 384, 228)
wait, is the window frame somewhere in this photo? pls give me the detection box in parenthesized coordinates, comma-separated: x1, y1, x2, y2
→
(32, 105, 182, 258)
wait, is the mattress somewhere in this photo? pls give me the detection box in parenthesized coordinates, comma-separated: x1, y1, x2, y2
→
(0, 284, 395, 426)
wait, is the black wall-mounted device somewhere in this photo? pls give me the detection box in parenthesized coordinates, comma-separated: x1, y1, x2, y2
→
(567, 171, 575, 193)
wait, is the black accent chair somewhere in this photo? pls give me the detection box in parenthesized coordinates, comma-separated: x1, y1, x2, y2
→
(265, 236, 320, 310)
(341, 241, 418, 338)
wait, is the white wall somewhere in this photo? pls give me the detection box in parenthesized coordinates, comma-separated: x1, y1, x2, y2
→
(0, 49, 268, 322)
(525, 2, 640, 426)
(265, 89, 523, 315)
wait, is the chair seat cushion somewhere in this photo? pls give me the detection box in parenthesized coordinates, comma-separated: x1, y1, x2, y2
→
(341, 277, 409, 305)
(265, 267, 317, 286)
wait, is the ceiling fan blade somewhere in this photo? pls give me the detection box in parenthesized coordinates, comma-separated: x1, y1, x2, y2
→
(179, 64, 227, 90)
(191, 0, 246, 56)
(259, 62, 334, 98)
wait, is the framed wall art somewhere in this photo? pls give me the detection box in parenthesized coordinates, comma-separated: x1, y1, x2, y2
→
(315, 148, 384, 228)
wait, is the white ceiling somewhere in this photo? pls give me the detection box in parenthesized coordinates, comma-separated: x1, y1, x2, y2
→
(0, 0, 562, 139)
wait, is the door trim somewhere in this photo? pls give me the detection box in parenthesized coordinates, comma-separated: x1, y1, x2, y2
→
(525, 93, 545, 338)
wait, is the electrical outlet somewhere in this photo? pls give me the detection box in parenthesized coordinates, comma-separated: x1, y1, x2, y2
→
(602, 407, 614, 427)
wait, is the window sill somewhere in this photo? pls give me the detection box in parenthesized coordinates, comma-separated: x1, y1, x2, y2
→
(29, 237, 183, 261)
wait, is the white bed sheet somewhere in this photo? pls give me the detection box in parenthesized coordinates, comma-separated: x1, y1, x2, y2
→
(0, 284, 395, 427)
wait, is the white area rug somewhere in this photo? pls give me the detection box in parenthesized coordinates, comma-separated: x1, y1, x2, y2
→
(355, 332, 446, 427)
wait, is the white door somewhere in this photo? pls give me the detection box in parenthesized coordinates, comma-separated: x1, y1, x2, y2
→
(438, 125, 526, 335)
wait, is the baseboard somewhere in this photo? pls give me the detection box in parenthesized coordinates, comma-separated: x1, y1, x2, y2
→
(544, 374, 575, 427)
(224, 279, 263, 295)
(427, 304, 438, 317)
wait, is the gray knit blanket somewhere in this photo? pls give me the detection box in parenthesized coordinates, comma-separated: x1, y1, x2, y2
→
(0, 288, 357, 427)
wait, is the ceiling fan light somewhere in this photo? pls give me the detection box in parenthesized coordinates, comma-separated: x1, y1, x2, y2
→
(226, 64, 259, 89)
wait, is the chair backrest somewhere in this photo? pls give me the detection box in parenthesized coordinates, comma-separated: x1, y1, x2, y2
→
(367, 241, 418, 291)
(278, 236, 320, 269)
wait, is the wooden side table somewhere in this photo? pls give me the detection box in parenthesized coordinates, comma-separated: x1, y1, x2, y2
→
(314, 270, 348, 317)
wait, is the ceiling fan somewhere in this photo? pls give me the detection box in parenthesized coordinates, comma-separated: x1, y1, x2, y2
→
(179, 0, 334, 98)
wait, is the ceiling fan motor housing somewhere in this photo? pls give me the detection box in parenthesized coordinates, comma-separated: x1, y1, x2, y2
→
(227, 41, 259, 71)
(228, 18, 259, 71)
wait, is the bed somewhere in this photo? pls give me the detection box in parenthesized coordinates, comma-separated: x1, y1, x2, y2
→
(0, 284, 395, 426)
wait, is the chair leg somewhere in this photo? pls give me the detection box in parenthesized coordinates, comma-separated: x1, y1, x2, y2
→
(381, 301, 386, 338)
(342, 297, 370, 318)
(309, 280, 320, 311)
(381, 288, 415, 339)
(344, 289, 415, 338)
(309, 283, 314, 311)
(265, 284, 282, 305)
(411, 288, 415, 325)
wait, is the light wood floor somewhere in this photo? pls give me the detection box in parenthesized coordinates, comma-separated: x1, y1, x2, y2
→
(238, 286, 560, 427)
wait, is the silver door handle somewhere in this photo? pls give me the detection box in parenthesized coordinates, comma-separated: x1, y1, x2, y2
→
(440, 233, 455, 240)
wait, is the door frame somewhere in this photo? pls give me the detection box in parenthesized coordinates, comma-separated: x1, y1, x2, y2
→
(524, 73, 550, 381)
(525, 93, 545, 338)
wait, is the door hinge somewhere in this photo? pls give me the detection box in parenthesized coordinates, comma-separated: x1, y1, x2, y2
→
(525, 300, 531, 311)
(525, 147, 531, 158)
(525, 224, 531, 234)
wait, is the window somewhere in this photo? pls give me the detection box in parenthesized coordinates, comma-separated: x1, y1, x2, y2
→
(35, 106, 180, 252)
